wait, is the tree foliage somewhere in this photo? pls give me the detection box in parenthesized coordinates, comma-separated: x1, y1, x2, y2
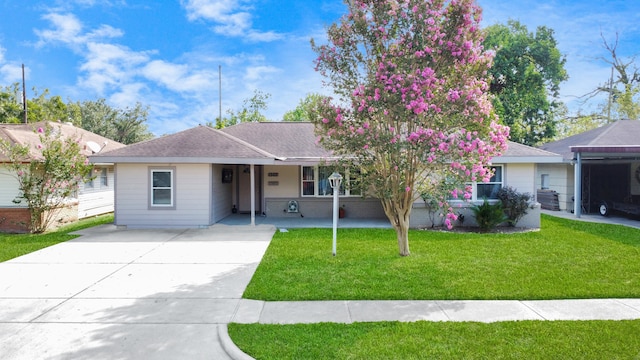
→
(214, 90, 271, 128)
(0, 123, 94, 233)
(311, 0, 509, 256)
(484, 20, 568, 145)
(283, 93, 327, 122)
(0, 84, 153, 144)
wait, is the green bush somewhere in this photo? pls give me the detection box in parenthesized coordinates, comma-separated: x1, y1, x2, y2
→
(470, 198, 508, 232)
(497, 186, 532, 226)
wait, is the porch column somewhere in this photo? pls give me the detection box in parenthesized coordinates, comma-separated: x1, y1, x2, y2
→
(250, 164, 256, 226)
(574, 152, 582, 218)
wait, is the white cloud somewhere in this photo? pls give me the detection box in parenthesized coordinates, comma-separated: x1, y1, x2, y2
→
(0, 44, 26, 84)
(78, 42, 151, 94)
(243, 65, 280, 82)
(181, 0, 283, 41)
(34, 12, 123, 49)
(141, 60, 214, 93)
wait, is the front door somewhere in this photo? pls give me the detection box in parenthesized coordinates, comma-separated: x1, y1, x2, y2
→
(238, 165, 262, 214)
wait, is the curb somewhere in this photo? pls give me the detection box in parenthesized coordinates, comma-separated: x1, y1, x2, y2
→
(218, 324, 255, 360)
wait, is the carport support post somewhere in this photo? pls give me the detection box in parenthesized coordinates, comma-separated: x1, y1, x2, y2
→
(250, 164, 256, 226)
(574, 152, 582, 218)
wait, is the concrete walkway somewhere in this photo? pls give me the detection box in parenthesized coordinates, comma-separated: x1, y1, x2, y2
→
(2, 213, 640, 359)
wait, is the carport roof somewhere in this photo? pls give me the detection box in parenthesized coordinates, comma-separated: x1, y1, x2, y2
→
(539, 120, 640, 160)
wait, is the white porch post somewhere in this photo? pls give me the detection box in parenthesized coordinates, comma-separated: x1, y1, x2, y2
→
(250, 164, 256, 226)
(574, 152, 582, 218)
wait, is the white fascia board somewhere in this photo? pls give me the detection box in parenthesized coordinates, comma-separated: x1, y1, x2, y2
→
(90, 156, 276, 165)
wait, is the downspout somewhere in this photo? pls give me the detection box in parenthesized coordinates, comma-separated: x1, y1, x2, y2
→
(574, 152, 582, 218)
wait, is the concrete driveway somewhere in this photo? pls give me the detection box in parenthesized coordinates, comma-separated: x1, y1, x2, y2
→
(0, 224, 275, 360)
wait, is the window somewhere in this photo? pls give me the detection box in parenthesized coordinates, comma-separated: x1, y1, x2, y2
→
(541, 174, 549, 189)
(100, 168, 108, 187)
(475, 165, 503, 200)
(301, 166, 361, 197)
(151, 169, 174, 207)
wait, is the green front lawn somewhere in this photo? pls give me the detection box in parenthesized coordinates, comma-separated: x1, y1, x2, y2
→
(244, 214, 640, 300)
(229, 320, 640, 360)
(235, 215, 640, 359)
(0, 214, 114, 262)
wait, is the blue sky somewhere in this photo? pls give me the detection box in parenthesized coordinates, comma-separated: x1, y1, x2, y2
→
(0, 0, 638, 135)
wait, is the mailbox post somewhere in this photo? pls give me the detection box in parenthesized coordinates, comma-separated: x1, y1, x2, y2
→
(328, 172, 343, 256)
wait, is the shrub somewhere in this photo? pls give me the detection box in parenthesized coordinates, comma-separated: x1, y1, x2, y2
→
(497, 186, 532, 226)
(470, 198, 508, 232)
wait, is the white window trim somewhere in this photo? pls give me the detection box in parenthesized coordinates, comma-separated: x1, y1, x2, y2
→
(149, 167, 176, 209)
(300, 165, 361, 197)
(447, 165, 504, 204)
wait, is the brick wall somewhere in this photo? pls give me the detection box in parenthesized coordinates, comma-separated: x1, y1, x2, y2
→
(0, 203, 79, 233)
(0, 208, 31, 233)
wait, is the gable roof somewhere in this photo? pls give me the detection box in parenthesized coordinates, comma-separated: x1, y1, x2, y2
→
(495, 141, 562, 163)
(0, 121, 125, 162)
(92, 125, 280, 164)
(540, 120, 640, 160)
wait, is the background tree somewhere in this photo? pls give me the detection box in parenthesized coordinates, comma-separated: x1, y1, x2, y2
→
(283, 93, 327, 122)
(1, 85, 153, 144)
(311, 0, 509, 256)
(214, 89, 271, 128)
(582, 33, 640, 121)
(484, 20, 568, 145)
(0, 123, 94, 233)
(70, 100, 153, 144)
(0, 84, 23, 123)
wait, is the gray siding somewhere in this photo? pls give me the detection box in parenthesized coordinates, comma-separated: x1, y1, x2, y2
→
(115, 163, 212, 228)
(211, 165, 233, 222)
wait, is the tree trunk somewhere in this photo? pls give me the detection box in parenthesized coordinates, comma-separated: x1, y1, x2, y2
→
(394, 215, 411, 256)
(381, 199, 412, 256)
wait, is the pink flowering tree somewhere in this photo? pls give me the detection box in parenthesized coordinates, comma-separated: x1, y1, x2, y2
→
(0, 123, 94, 233)
(311, 0, 509, 256)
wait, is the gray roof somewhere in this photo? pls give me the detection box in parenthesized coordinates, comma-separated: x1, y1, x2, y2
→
(540, 120, 640, 160)
(92, 122, 561, 164)
(496, 141, 562, 163)
(220, 122, 334, 163)
(92, 125, 278, 164)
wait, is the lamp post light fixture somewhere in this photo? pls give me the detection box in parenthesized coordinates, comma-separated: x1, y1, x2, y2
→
(328, 172, 343, 256)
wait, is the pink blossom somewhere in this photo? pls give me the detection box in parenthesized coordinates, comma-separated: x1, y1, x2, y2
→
(405, 186, 411, 192)
(37, 127, 44, 133)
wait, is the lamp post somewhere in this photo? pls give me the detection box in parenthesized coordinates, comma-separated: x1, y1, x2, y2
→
(328, 172, 343, 256)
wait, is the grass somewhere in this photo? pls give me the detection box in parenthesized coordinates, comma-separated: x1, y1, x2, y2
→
(234, 214, 640, 359)
(229, 320, 640, 360)
(243, 214, 640, 300)
(0, 213, 114, 262)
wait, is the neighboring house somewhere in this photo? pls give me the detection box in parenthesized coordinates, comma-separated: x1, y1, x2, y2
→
(91, 122, 561, 229)
(539, 119, 640, 217)
(0, 121, 125, 233)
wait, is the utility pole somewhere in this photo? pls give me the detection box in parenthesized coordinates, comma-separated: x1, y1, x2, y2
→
(219, 65, 222, 128)
(22, 64, 27, 124)
(606, 65, 614, 123)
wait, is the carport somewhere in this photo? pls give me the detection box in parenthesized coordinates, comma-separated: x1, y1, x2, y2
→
(540, 120, 640, 218)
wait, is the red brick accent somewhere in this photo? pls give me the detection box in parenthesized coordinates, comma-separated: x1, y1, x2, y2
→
(0, 208, 31, 233)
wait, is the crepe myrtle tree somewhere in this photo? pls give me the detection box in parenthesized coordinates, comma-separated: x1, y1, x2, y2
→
(311, 0, 509, 256)
(0, 123, 94, 233)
